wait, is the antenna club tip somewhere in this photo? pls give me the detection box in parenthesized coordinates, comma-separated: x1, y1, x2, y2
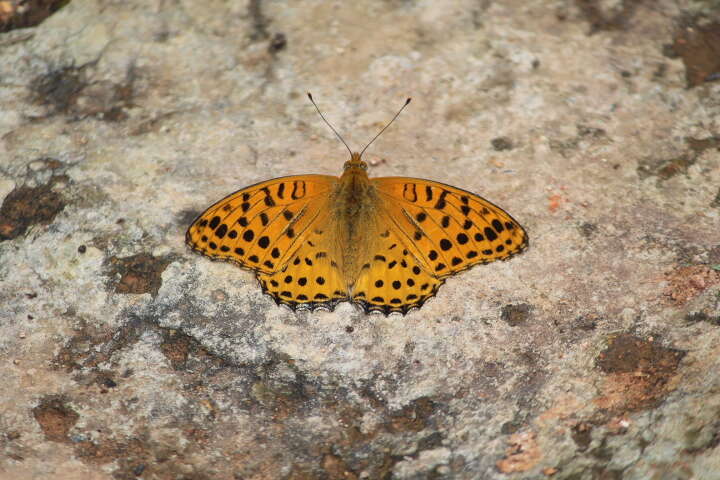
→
(406, 97, 412, 104)
(307, 92, 313, 100)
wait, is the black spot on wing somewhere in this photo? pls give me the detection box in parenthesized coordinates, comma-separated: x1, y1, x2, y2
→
(291, 181, 306, 199)
(403, 183, 417, 202)
(352, 278, 445, 316)
(434, 190, 449, 209)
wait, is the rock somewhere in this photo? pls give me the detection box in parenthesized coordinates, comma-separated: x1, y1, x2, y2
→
(1, 0, 719, 478)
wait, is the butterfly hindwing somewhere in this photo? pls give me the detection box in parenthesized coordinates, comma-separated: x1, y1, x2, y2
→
(186, 175, 337, 274)
(351, 229, 444, 314)
(372, 177, 528, 277)
(256, 221, 349, 311)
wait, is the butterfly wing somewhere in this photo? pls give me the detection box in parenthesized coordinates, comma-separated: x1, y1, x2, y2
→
(351, 227, 445, 315)
(187, 174, 350, 311)
(186, 175, 337, 274)
(256, 216, 350, 311)
(372, 177, 528, 277)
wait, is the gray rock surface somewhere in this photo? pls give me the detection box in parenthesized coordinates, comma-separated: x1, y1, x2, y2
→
(1, 0, 719, 479)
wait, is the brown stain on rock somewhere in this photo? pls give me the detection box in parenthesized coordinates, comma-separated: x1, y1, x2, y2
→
(686, 136, 720, 156)
(496, 430, 542, 473)
(321, 452, 358, 480)
(102, 441, 209, 478)
(310, 392, 442, 478)
(651, 154, 695, 181)
(571, 422, 593, 451)
(663, 265, 720, 306)
(578, 222, 598, 239)
(53, 318, 116, 372)
(30, 66, 86, 114)
(574, 0, 638, 34)
(491, 136, 514, 151)
(55, 311, 226, 382)
(594, 335, 686, 412)
(159, 328, 225, 371)
(29, 64, 137, 120)
(250, 377, 310, 419)
(160, 330, 193, 369)
(388, 396, 437, 433)
(71, 431, 211, 480)
(106, 253, 173, 296)
(637, 153, 694, 181)
(637, 136, 720, 181)
(671, 19, 720, 88)
(32, 396, 79, 443)
(0, 0, 69, 33)
(501, 303, 533, 327)
(0, 174, 67, 241)
(268, 32, 287, 54)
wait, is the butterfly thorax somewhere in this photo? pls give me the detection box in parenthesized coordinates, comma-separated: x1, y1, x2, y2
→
(330, 153, 382, 286)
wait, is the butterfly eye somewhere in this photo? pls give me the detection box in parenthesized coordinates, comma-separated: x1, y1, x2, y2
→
(343, 161, 351, 170)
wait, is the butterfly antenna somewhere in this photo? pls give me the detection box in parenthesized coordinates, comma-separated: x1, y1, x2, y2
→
(307, 92, 353, 156)
(359, 97, 411, 157)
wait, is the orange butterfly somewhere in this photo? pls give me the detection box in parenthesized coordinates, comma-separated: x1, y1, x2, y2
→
(186, 95, 528, 315)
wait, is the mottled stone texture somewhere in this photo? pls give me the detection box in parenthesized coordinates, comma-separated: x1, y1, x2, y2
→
(1, 0, 719, 479)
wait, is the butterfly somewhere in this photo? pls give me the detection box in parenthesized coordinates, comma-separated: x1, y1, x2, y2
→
(186, 95, 528, 315)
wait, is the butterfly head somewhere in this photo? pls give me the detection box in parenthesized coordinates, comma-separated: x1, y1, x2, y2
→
(343, 152, 368, 172)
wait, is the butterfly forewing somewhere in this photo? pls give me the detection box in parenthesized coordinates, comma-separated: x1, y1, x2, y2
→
(372, 177, 528, 277)
(186, 175, 337, 274)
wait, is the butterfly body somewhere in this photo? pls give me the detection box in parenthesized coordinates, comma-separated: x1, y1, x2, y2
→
(330, 153, 384, 284)
(187, 151, 528, 315)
